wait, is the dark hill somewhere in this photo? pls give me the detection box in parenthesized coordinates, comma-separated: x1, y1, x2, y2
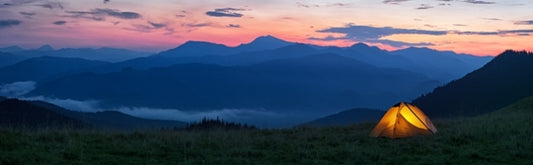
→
(412, 50, 533, 118)
(301, 108, 384, 127)
(0, 99, 89, 128)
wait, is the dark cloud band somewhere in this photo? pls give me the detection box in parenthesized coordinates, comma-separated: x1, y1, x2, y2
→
(0, 19, 22, 29)
(206, 8, 245, 17)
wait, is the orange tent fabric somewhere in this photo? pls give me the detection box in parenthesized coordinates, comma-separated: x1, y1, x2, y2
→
(370, 102, 437, 138)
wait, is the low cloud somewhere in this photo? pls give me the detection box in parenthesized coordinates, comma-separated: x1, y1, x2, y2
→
(464, 0, 494, 4)
(206, 8, 245, 17)
(104, 0, 110, 4)
(18, 96, 285, 124)
(65, 8, 142, 21)
(53, 20, 66, 25)
(0, 19, 22, 29)
(515, 20, 533, 25)
(0, 81, 36, 97)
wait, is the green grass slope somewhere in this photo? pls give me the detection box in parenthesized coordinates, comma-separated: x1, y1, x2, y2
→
(1, 97, 532, 164)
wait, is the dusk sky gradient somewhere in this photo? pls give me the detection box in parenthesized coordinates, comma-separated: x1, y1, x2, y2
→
(0, 0, 532, 56)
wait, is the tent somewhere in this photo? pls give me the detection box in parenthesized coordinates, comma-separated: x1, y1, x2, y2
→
(370, 102, 437, 138)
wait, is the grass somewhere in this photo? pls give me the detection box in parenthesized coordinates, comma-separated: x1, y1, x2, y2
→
(1, 97, 533, 164)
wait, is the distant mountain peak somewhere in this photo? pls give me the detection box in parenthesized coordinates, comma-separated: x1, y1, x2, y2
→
(37, 45, 54, 51)
(351, 42, 370, 48)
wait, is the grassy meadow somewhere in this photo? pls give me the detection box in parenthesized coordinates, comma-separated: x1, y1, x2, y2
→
(1, 97, 533, 164)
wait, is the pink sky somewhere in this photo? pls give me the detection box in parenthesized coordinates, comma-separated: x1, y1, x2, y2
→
(0, 0, 532, 56)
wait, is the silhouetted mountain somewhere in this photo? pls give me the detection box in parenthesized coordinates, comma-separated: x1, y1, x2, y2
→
(29, 101, 185, 130)
(0, 46, 24, 52)
(0, 56, 109, 84)
(412, 50, 533, 118)
(107, 39, 488, 85)
(391, 47, 493, 81)
(0, 52, 29, 68)
(301, 108, 384, 127)
(36, 45, 54, 51)
(0, 98, 89, 128)
(157, 35, 293, 58)
(235, 35, 292, 52)
(7, 47, 152, 62)
(29, 53, 439, 113)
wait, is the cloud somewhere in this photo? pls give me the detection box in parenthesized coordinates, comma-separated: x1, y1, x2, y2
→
(21, 96, 101, 112)
(371, 39, 434, 47)
(484, 18, 501, 21)
(0, 81, 36, 97)
(185, 22, 211, 27)
(148, 21, 166, 28)
(176, 14, 185, 18)
(296, 2, 320, 8)
(1, 0, 39, 8)
(515, 20, 533, 25)
(104, 0, 110, 4)
(0, 19, 21, 29)
(416, 4, 434, 9)
(464, 0, 494, 4)
(36, 1, 64, 9)
(453, 24, 467, 26)
(312, 23, 533, 47)
(19, 12, 36, 16)
(205, 8, 245, 17)
(383, 0, 410, 4)
(64, 8, 141, 21)
(53, 20, 66, 25)
(227, 24, 240, 28)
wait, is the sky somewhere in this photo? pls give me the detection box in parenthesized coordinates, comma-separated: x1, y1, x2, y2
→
(0, 0, 532, 56)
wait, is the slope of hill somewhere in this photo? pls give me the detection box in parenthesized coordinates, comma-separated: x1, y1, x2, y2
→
(0, 56, 109, 84)
(0, 52, 28, 68)
(0, 99, 89, 128)
(29, 53, 439, 114)
(391, 47, 493, 81)
(0, 97, 184, 130)
(413, 50, 533, 118)
(301, 108, 384, 127)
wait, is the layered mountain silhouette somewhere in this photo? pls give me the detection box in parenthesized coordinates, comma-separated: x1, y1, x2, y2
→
(301, 108, 384, 127)
(413, 50, 533, 118)
(0, 97, 184, 130)
(29, 54, 439, 112)
(0, 56, 108, 84)
(0, 45, 152, 62)
(0, 35, 495, 127)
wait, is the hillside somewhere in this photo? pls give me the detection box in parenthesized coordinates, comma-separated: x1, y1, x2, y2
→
(1, 96, 531, 164)
(0, 99, 89, 128)
(413, 50, 533, 118)
(301, 108, 384, 127)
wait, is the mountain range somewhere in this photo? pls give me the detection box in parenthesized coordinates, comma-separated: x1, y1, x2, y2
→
(0, 35, 496, 127)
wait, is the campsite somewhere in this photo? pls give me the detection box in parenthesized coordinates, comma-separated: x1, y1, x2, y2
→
(1, 96, 533, 164)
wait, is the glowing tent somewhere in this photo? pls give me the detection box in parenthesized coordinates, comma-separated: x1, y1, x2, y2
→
(370, 102, 437, 138)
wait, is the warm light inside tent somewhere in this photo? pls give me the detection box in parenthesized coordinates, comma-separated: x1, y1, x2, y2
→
(370, 102, 437, 138)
